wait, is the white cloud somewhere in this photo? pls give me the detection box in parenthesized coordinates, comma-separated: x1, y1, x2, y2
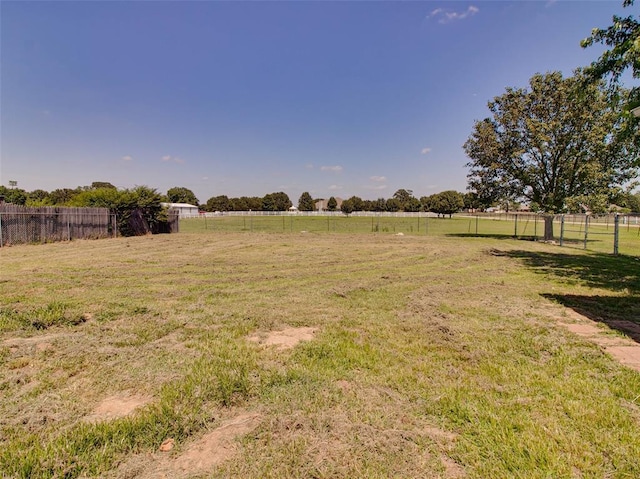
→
(161, 155, 185, 164)
(306, 163, 314, 169)
(428, 5, 479, 24)
(370, 176, 387, 182)
(321, 165, 343, 172)
(202, 176, 209, 180)
(328, 184, 342, 191)
(421, 147, 432, 155)
(122, 155, 133, 162)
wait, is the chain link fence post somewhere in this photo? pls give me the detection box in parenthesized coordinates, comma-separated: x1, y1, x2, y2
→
(584, 214, 589, 250)
(614, 214, 620, 255)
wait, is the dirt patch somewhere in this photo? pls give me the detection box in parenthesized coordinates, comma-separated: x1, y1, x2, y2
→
(247, 327, 317, 349)
(84, 393, 151, 423)
(3, 333, 65, 348)
(137, 413, 262, 478)
(441, 456, 466, 478)
(172, 413, 261, 473)
(425, 426, 458, 443)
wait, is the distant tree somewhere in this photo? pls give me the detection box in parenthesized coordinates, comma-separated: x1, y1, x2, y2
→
(361, 199, 374, 212)
(263, 192, 292, 211)
(385, 197, 401, 212)
(205, 195, 232, 212)
(26, 189, 51, 206)
(327, 196, 338, 211)
(167, 186, 199, 206)
(404, 197, 422, 212)
(345, 195, 364, 212)
(372, 198, 386, 212)
(427, 191, 464, 217)
(340, 199, 354, 215)
(612, 190, 640, 212)
(233, 196, 262, 211)
(392, 189, 413, 207)
(419, 195, 433, 212)
(462, 192, 483, 211)
(0, 186, 27, 205)
(298, 192, 315, 211)
(48, 188, 80, 205)
(91, 181, 116, 190)
(464, 71, 638, 240)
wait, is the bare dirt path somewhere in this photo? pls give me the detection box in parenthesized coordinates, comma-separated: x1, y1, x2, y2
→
(554, 309, 640, 372)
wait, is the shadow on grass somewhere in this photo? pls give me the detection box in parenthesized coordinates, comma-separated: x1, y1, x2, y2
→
(542, 294, 640, 342)
(492, 249, 640, 341)
(447, 233, 539, 241)
(491, 249, 640, 293)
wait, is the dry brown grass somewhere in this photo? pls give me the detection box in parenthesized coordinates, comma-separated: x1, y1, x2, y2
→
(1, 232, 639, 478)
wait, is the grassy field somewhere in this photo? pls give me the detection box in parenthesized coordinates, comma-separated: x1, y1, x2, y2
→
(1, 232, 639, 478)
(180, 214, 640, 256)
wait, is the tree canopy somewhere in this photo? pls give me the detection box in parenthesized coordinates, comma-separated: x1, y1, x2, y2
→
(262, 192, 292, 211)
(464, 72, 638, 233)
(422, 191, 464, 217)
(581, 0, 639, 96)
(167, 186, 199, 206)
(297, 192, 315, 211)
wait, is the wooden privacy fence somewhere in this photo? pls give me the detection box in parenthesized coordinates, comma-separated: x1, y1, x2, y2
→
(0, 205, 115, 246)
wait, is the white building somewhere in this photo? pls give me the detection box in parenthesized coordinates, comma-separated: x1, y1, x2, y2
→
(161, 202, 199, 218)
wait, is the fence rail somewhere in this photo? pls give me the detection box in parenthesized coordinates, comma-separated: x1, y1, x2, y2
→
(0, 205, 115, 246)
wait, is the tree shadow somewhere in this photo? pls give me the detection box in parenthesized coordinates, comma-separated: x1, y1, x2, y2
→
(492, 249, 640, 342)
(491, 249, 640, 294)
(543, 294, 640, 343)
(447, 233, 539, 241)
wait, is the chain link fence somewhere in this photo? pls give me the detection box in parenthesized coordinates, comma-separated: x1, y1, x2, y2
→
(180, 212, 639, 256)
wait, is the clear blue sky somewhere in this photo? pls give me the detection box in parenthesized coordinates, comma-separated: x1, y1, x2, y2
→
(0, 1, 632, 203)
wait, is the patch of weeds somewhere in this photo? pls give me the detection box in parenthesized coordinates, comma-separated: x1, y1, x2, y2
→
(0, 302, 84, 332)
(131, 305, 150, 315)
(7, 357, 30, 370)
(0, 346, 10, 365)
(292, 328, 382, 377)
(195, 335, 258, 406)
(0, 308, 25, 332)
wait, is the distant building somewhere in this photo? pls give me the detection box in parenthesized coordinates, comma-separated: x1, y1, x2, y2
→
(161, 202, 199, 218)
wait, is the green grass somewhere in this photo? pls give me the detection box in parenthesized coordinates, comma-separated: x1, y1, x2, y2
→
(0, 232, 639, 478)
(180, 214, 640, 256)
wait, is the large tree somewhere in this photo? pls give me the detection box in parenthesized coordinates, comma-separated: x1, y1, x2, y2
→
(297, 192, 315, 211)
(425, 191, 464, 218)
(581, 0, 639, 94)
(167, 186, 199, 206)
(262, 192, 292, 211)
(464, 71, 638, 240)
(205, 195, 232, 212)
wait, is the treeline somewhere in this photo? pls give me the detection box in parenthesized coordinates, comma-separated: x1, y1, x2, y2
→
(203, 189, 470, 216)
(3, 182, 639, 218)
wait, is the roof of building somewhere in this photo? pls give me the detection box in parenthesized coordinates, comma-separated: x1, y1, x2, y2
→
(161, 202, 198, 208)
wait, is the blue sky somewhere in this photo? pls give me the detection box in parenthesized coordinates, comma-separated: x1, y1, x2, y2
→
(0, 1, 633, 203)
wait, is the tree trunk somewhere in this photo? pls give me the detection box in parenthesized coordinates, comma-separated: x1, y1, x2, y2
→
(543, 215, 554, 241)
